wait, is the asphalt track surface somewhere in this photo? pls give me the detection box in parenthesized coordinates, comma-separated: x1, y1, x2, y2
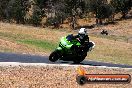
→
(0, 52, 132, 68)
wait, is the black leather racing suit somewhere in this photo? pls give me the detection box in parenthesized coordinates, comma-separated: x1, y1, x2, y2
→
(71, 34, 90, 54)
(74, 33, 89, 45)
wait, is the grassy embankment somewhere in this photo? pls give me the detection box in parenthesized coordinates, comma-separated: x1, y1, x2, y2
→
(0, 22, 132, 65)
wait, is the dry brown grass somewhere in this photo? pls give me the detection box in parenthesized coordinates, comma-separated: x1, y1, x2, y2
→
(0, 66, 131, 88)
(0, 22, 69, 55)
(0, 18, 132, 88)
(103, 19, 132, 36)
(87, 19, 132, 65)
(0, 22, 68, 43)
(0, 38, 48, 55)
(88, 36, 132, 64)
(0, 19, 132, 64)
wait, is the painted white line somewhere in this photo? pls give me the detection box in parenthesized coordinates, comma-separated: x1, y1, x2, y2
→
(0, 62, 131, 70)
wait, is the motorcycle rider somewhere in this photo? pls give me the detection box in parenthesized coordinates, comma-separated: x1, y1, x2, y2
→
(66, 28, 95, 54)
(70, 28, 90, 54)
(74, 28, 89, 45)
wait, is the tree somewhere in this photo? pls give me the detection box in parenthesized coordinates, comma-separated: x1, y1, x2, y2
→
(0, 0, 10, 20)
(44, 0, 66, 28)
(110, 0, 132, 18)
(86, 0, 115, 25)
(31, 5, 42, 26)
(64, 0, 86, 17)
(64, 0, 86, 29)
(5, 0, 28, 23)
(34, 0, 48, 15)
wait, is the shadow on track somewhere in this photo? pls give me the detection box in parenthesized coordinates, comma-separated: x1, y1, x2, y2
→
(0, 52, 132, 68)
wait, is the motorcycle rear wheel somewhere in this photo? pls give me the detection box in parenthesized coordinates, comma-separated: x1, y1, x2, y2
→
(73, 57, 85, 64)
(73, 53, 87, 64)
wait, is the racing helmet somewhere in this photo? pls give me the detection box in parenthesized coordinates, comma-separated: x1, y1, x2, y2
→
(78, 28, 87, 35)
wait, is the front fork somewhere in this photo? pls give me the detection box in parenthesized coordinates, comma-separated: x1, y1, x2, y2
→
(56, 47, 64, 58)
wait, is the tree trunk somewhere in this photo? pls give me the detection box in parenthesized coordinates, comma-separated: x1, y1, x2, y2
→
(121, 12, 126, 19)
(96, 18, 103, 25)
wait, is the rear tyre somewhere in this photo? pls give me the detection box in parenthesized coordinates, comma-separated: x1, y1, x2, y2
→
(73, 53, 87, 64)
(76, 75, 87, 85)
(73, 57, 85, 64)
(49, 50, 60, 62)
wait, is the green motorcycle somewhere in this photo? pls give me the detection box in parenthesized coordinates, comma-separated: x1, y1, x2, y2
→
(49, 34, 95, 63)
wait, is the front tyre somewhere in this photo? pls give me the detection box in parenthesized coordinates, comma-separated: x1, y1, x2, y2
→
(49, 50, 60, 62)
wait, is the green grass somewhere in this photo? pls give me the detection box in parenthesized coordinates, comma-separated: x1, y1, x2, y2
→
(0, 31, 58, 52)
(18, 39, 58, 51)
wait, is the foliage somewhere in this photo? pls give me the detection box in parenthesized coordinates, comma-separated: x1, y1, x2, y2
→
(5, 0, 28, 23)
(30, 5, 42, 26)
(0, 0, 132, 27)
(110, 0, 132, 18)
(18, 39, 57, 51)
(0, 0, 10, 20)
(45, 17, 60, 27)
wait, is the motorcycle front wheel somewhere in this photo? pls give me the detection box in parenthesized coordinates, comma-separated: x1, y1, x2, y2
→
(49, 50, 60, 62)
